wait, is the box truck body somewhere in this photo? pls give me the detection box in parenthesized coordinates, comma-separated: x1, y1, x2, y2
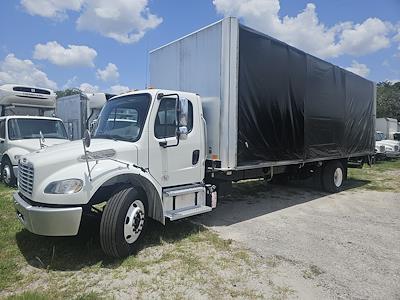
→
(56, 93, 114, 140)
(376, 117, 399, 139)
(150, 17, 375, 171)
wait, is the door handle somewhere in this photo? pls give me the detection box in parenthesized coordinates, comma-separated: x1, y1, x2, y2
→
(192, 150, 200, 165)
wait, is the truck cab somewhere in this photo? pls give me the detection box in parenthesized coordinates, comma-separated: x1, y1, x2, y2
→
(0, 84, 70, 186)
(13, 89, 211, 257)
(375, 131, 400, 158)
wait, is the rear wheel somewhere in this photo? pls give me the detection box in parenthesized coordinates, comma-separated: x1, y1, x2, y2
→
(1, 158, 16, 187)
(321, 161, 344, 193)
(100, 186, 148, 258)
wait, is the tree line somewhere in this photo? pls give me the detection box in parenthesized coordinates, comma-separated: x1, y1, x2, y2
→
(377, 81, 400, 121)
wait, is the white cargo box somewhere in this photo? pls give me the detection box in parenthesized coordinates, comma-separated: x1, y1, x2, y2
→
(150, 18, 239, 170)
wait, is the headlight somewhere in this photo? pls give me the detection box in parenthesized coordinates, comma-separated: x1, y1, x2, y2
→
(14, 155, 21, 161)
(44, 179, 83, 194)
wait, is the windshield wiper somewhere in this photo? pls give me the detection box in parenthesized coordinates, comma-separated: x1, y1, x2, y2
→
(94, 134, 133, 142)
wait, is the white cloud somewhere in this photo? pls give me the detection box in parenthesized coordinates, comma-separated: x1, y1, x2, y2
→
(96, 63, 119, 82)
(21, 0, 84, 19)
(76, 0, 162, 44)
(0, 53, 57, 90)
(79, 82, 99, 93)
(345, 60, 370, 77)
(33, 41, 97, 67)
(213, 0, 392, 58)
(21, 0, 161, 43)
(109, 84, 130, 94)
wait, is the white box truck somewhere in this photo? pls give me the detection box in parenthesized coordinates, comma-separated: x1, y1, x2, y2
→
(375, 118, 400, 157)
(0, 84, 69, 186)
(13, 18, 375, 257)
(56, 92, 114, 140)
(376, 117, 398, 140)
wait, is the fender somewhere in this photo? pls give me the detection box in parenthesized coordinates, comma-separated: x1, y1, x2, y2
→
(88, 165, 165, 224)
(3, 147, 30, 165)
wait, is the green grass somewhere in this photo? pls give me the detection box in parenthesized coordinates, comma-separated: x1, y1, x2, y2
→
(347, 159, 400, 192)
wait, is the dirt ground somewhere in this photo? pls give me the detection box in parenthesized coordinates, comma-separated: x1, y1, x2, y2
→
(195, 181, 400, 299)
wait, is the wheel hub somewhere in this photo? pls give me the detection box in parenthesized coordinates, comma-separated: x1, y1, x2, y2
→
(124, 200, 145, 244)
(2, 165, 11, 184)
(333, 167, 343, 188)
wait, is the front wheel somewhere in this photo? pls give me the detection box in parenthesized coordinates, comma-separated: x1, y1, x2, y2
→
(100, 186, 148, 258)
(1, 158, 17, 187)
(321, 161, 345, 193)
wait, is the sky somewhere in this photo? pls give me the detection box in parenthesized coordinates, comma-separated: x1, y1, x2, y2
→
(0, 0, 399, 94)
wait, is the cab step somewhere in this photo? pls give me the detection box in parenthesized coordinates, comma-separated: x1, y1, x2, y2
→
(165, 205, 212, 221)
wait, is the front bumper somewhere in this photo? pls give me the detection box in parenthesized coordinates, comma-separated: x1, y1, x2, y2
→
(13, 192, 82, 236)
(385, 151, 400, 158)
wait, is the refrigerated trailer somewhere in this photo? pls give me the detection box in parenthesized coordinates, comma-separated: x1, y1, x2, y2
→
(13, 18, 375, 258)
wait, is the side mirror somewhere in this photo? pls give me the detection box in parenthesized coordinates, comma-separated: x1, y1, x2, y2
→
(83, 129, 91, 148)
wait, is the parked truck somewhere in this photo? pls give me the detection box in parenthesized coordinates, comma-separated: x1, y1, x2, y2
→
(375, 118, 400, 157)
(376, 117, 398, 140)
(0, 84, 69, 186)
(13, 18, 375, 258)
(56, 92, 114, 140)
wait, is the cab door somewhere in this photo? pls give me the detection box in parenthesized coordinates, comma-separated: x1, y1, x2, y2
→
(148, 94, 203, 187)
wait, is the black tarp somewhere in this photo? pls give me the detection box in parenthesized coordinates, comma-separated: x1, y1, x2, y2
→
(237, 25, 375, 166)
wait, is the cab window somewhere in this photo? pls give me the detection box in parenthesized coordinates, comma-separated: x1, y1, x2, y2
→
(0, 120, 5, 139)
(155, 98, 193, 139)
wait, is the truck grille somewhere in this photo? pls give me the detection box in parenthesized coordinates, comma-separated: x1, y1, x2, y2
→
(380, 146, 385, 153)
(18, 161, 34, 196)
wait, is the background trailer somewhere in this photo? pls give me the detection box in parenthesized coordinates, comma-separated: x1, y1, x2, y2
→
(150, 17, 375, 170)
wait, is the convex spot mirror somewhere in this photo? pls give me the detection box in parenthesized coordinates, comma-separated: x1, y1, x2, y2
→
(178, 97, 189, 140)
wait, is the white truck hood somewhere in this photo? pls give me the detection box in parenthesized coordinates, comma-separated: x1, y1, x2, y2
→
(9, 138, 69, 153)
(19, 139, 140, 204)
(380, 139, 400, 147)
(24, 138, 138, 169)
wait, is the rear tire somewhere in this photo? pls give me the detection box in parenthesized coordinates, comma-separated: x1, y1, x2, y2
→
(100, 186, 148, 258)
(321, 161, 344, 193)
(1, 158, 17, 187)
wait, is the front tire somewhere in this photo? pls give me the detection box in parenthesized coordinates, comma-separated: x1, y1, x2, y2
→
(321, 161, 344, 193)
(1, 158, 17, 187)
(100, 186, 148, 258)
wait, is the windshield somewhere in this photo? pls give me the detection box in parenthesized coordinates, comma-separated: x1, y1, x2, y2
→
(375, 132, 385, 141)
(93, 94, 151, 142)
(8, 119, 68, 140)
